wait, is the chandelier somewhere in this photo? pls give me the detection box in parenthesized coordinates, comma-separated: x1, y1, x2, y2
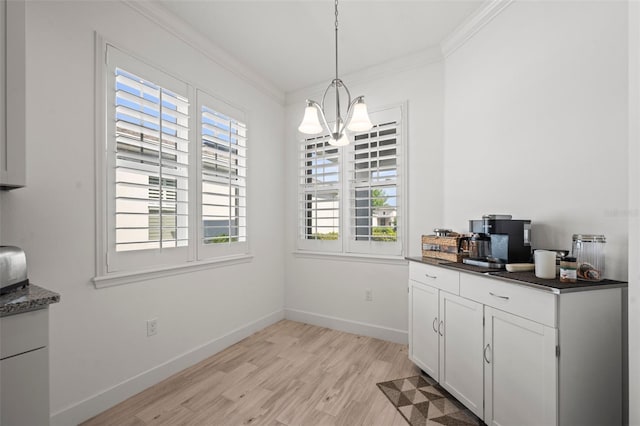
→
(297, 0, 373, 146)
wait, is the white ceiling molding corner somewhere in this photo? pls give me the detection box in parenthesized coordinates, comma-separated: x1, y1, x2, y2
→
(285, 46, 444, 107)
(121, 0, 286, 105)
(440, 0, 514, 58)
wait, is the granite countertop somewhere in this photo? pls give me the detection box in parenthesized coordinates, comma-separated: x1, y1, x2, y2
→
(406, 256, 628, 294)
(0, 284, 60, 317)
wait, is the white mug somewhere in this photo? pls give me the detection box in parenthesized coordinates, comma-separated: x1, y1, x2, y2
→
(534, 250, 556, 279)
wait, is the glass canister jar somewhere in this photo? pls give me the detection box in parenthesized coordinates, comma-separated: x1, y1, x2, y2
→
(572, 234, 605, 281)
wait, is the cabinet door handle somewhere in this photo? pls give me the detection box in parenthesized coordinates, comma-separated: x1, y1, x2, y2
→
(432, 317, 439, 333)
(489, 292, 509, 300)
(438, 320, 444, 336)
(424, 273, 437, 279)
(484, 344, 491, 363)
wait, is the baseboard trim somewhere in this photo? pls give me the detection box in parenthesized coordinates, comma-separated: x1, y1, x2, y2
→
(284, 308, 408, 345)
(50, 309, 285, 426)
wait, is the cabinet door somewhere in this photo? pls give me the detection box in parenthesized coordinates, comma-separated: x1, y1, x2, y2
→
(1, 347, 50, 426)
(0, 0, 5, 177)
(484, 307, 557, 426)
(0, 0, 26, 189)
(408, 280, 440, 380)
(438, 291, 484, 419)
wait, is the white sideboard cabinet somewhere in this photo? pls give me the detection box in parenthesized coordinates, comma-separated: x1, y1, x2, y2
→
(408, 259, 624, 426)
(0, 0, 27, 189)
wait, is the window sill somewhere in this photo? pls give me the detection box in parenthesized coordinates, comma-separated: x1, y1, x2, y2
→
(93, 254, 253, 289)
(292, 250, 408, 265)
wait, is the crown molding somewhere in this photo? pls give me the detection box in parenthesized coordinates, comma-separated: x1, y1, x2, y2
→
(440, 0, 514, 58)
(285, 46, 443, 106)
(122, 0, 285, 105)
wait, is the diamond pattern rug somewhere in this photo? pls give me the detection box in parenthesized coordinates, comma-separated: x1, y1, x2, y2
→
(377, 375, 483, 426)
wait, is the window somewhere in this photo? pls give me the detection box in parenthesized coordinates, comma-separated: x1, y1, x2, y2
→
(298, 105, 404, 257)
(101, 45, 248, 276)
(350, 120, 399, 249)
(113, 68, 189, 253)
(300, 135, 340, 241)
(198, 90, 248, 258)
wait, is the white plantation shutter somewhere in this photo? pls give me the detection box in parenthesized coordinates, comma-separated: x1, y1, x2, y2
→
(106, 46, 191, 272)
(100, 45, 252, 278)
(114, 70, 189, 251)
(347, 106, 402, 255)
(298, 133, 341, 252)
(297, 105, 403, 256)
(197, 90, 248, 257)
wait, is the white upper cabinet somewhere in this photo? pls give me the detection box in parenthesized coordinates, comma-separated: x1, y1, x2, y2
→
(0, 0, 4, 182)
(0, 0, 26, 189)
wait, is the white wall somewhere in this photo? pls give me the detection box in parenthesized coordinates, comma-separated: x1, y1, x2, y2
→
(628, 1, 639, 424)
(0, 1, 286, 424)
(443, 1, 629, 281)
(284, 51, 445, 342)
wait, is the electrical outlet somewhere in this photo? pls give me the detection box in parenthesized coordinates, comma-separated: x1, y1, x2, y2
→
(147, 318, 158, 337)
(365, 288, 373, 302)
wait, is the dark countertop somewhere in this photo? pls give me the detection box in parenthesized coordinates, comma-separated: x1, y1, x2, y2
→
(0, 284, 60, 317)
(406, 256, 627, 294)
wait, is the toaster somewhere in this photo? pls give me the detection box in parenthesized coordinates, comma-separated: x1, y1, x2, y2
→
(0, 246, 29, 295)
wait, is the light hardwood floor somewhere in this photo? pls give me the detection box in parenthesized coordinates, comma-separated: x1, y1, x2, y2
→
(81, 320, 419, 426)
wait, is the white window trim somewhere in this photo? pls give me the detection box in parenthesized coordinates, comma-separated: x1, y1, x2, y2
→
(93, 35, 251, 288)
(93, 254, 254, 289)
(295, 103, 408, 260)
(293, 250, 408, 265)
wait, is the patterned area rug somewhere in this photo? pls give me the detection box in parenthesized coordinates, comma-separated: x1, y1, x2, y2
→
(377, 375, 483, 426)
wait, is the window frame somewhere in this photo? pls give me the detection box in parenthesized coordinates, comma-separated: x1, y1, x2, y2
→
(105, 46, 193, 272)
(94, 39, 251, 287)
(296, 104, 407, 258)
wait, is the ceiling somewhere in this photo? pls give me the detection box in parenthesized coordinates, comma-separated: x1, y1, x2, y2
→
(156, 0, 485, 94)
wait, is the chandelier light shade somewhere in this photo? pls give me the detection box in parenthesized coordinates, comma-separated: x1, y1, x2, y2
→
(298, 0, 373, 146)
(298, 104, 323, 134)
(347, 99, 373, 132)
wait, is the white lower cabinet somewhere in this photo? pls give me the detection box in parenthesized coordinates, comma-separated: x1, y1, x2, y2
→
(408, 277, 483, 419)
(0, 308, 50, 426)
(408, 260, 623, 426)
(483, 306, 557, 426)
(1, 346, 50, 426)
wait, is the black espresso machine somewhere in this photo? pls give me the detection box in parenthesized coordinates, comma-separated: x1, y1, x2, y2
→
(462, 214, 532, 268)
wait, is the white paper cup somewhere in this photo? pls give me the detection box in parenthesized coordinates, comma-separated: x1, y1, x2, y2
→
(534, 250, 556, 279)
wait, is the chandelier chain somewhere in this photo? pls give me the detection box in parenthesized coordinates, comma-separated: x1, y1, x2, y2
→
(334, 0, 340, 121)
(334, 0, 339, 84)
